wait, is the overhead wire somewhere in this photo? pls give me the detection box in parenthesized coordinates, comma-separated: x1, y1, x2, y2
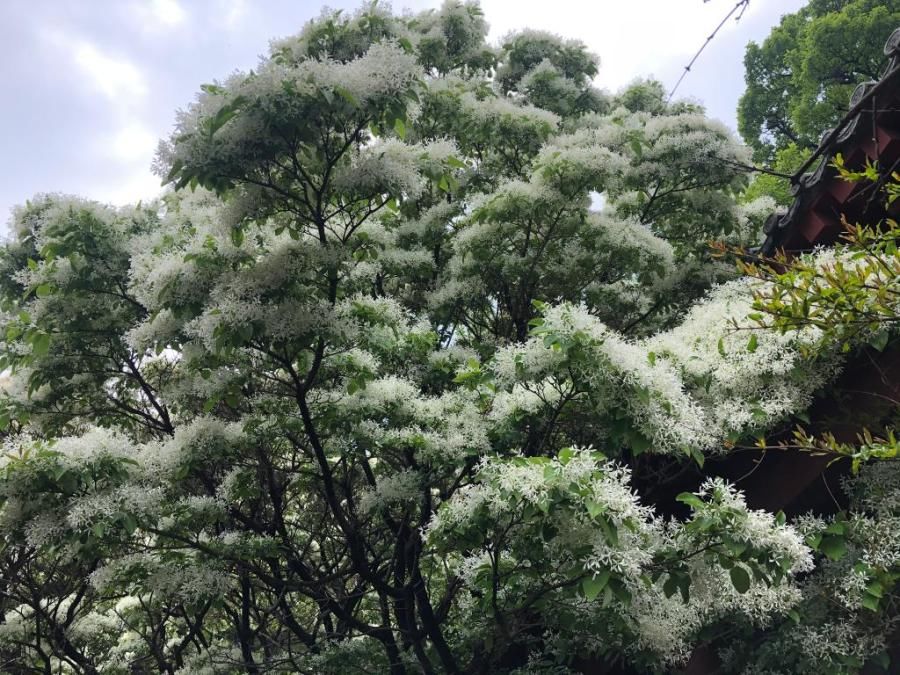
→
(667, 0, 752, 103)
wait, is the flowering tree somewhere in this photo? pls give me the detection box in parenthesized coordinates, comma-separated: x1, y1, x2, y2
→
(0, 3, 895, 673)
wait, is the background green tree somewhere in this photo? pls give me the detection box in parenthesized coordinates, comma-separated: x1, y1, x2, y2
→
(738, 0, 900, 165)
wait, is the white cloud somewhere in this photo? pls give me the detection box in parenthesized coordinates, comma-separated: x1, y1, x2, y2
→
(107, 123, 158, 164)
(34, 27, 162, 209)
(91, 169, 163, 207)
(145, 0, 187, 27)
(40, 29, 149, 102)
(80, 123, 162, 207)
(221, 0, 248, 30)
(74, 41, 149, 101)
(126, 0, 188, 35)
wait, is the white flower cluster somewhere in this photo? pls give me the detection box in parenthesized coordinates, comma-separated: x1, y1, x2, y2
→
(629, 564, 806, 665)
(66, 484, 165, 529)
(91, 552, 232, 603)
(460, 90, 560, 134)
(357, 468, 421, 514)
(533, 129, 628, 193)
(334, 139, 429, 200)
(428, 449, 812, 665)
(488, 276, 839, 455)
(720, 461, 900, 672)
(335, 378, 489, 463)
(490, 302, 713, 452)
(140, 416, 243, 477)
(647, 277, 836, 446)
(45, 427, 132, 465)
(426, 448, 656, 581)
(156, 40, 422, 189)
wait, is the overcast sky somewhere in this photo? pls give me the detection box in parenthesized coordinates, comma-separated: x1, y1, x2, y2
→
(0, 0, 807, 226)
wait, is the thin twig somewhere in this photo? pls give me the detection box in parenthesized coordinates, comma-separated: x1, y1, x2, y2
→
(714, 156, 794, 178)
(821, 472, 842, 511)
(734, 450, 768, 484)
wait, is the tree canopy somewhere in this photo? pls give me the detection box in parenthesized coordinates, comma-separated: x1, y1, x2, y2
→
(738, 0, 900, 164)
(0, 2, 897, 674)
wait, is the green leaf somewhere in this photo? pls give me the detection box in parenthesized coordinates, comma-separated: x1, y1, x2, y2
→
(597, 516, 618, 546)
(866, 580, 884, 598)
(35, 284, 53, 299)
(586, 500, 604, 519)
(393, 117, 406, 140)
(819, 535, 847, 561)
(676, 492, 703, 509)
(582, 571, 610, 600)
(747, 333, 758, 353)
(200, 83, 225, 96)
(447, 155, 467, 169)
(629, 138, 643, 158)
(32, 332, 51, 357)
(861, 592, 880, 612)
(689, 446, 705, 468)
(206, 95, 247, 136)
(729, 565, 750, 594)
(334, 86, 359, 107)
(662, 574, 679, 598)
(58, 470, 78, 495)
(165, 158, 185, 183)
(869, 331, 889, 352)
(608, 578, 632, 605)
(630, 432, 651, 455)
(119, 512, 138, 535)
(717, 337, 726, 357)
(824, 520, 846, 535)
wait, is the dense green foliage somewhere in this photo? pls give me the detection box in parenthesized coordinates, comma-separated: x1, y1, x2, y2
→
(738, 0, 900, 164)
